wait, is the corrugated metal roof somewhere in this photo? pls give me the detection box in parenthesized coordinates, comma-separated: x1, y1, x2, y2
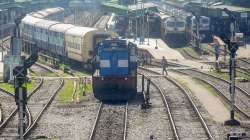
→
(128, 2, 157, 11)
(50, 23, 74, 32)
(65, 26, 97, 37)
(35, 19, 59, 29)
(22, 15, 43, 26)
(210, 5, 250, 12)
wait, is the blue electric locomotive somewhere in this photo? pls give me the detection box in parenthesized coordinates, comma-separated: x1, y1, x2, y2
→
(92, 38, 137, 101)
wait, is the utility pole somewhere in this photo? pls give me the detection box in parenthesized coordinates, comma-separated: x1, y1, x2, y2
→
(134, 0, 138, 41)
(195, 15, 201, 51)
(147, 12, 149, 45)
(14, 46, 38, 139)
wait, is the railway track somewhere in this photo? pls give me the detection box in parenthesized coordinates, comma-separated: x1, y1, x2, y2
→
(237, 59, 250, 73)
(139, 68, 214, 140)
(0, 91, 15, 127)
(172, 68, 250, 119)
(0, 64, 63, 139)
(24, 78, 64, 138)
(0, 78, 43, 139)
(89, 102, 128, 140)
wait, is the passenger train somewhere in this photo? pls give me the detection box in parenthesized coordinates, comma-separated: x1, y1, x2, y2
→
(190, 16, 211, 41)
(155, 9, 211, 46)
(21, 7, 115, 69)
(29, 7, 65, 22)
(93, 38, 137, 101)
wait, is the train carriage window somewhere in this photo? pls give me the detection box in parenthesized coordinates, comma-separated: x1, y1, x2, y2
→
(167, 22, 175, 27)
(201, 18, 209, 24)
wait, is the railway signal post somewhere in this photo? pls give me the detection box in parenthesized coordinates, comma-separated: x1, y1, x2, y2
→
(224, 40, 240, 126)
(221, 8, 241, 126)
(13, 66, 27, 140)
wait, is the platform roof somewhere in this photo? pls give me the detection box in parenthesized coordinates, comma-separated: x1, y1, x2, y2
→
(210, 5, 250, 13)
(128, 2, 157, 11)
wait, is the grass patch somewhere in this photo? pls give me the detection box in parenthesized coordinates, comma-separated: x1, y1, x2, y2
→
(208, 70, 250, 81)
(192, 77, 221, 97)
(74, 71, 91, 77)
(58, 79, 93, 103)
(44, 72, 57, 77)
(29, 70, 37, 76)
(58, 80, 74, 103)
(192, 77, 242, 119)
(208, 70, 229, 81)
(74, 82, 92, 102)
(39, 60, 91, 77)
(0, 80, 37, 94)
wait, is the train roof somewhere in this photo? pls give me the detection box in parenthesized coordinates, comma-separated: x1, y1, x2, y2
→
(35, 19, 60, 29)
(65, 26, 97, 37)
(30, 7, 64, 18)
(30, 12, 44, 18)
(22, 15, 43, 26)
(50, 23, 74, 33)
(159, 12, 171, 19)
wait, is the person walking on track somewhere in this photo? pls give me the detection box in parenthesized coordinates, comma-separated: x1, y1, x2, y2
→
(161, 56, 168, 75)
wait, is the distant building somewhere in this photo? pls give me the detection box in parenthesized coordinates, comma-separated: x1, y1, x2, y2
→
(0, 0, 14, 3)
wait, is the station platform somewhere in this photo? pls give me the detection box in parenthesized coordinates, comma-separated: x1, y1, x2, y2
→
(130, 38, 212, 70)
(237, 44, 250, 58)
(130, 38, 184, 60)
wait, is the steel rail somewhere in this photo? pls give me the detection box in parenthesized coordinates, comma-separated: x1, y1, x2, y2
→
(123, 102, 128, 140)
(0, 106, 2, 124)
(150, 60, 250, 97)
(184, 69, 250, 97)
(88, 102, 103, 140)
(139, 72, 179, 140)
(24, 78, 64, 137)
(173, 69, 250, 119)
(0, 78, 43, 133)
(88, 102, 128, 140)
(139, 67, 215, 140)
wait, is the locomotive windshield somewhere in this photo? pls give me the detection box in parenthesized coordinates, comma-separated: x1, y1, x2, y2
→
(201, 18, 209, 24)
(167, 22, 175, 27)
(176, 22, 185, 27)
